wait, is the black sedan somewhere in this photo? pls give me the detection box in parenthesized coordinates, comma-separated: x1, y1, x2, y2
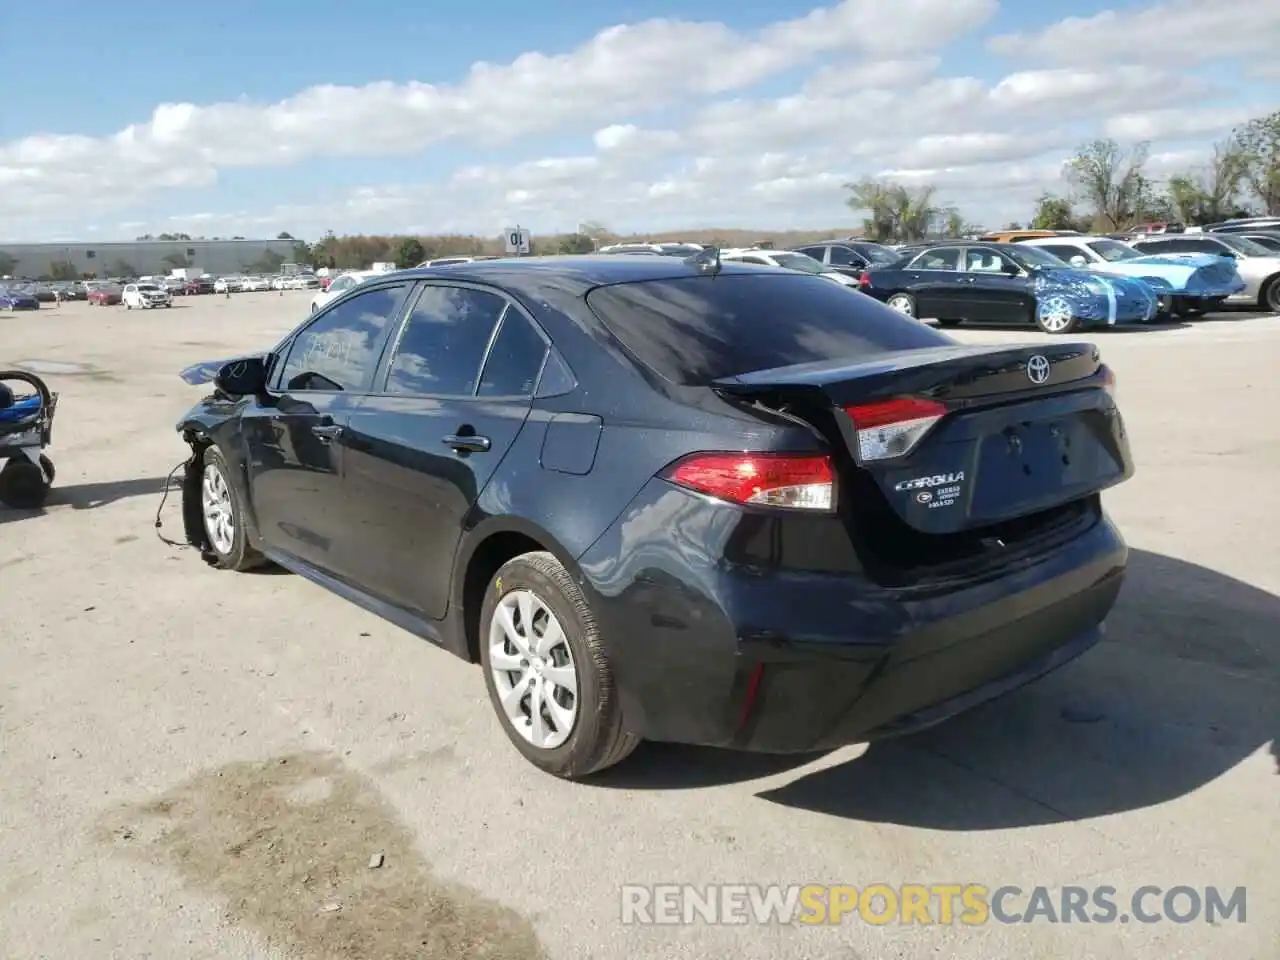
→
(858, 241, 1160, 333)
(175, 254, 1133, 779)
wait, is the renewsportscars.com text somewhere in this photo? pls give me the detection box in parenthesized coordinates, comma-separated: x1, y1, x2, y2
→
(620, 883, 1247, 926)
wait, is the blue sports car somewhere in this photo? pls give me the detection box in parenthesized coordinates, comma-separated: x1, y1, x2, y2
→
(0, 287, 41, 311)
(1021, 236, 1245, 317)
(860, 241, 1157, 333)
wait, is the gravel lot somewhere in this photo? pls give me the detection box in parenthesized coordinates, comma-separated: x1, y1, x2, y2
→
(2, 294, 1277, 960)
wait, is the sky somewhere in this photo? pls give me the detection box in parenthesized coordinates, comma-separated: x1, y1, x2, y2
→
(1, 0, 1277, 243)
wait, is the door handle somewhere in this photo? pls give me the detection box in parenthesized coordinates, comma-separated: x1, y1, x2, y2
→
(311, 423, 343, 442)
(443, 434, 491, 452)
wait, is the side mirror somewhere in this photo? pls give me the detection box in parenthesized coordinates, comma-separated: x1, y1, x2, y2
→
(214, 356, 269, 396)
(1069, 255, 1088, 267)
(1002, 261, 1022, 276)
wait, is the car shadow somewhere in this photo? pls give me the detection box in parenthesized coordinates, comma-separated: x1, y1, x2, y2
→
(593, 550, 1277, 828)
(0, 475, 172, 524)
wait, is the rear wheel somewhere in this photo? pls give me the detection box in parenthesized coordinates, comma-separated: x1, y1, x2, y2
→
(1261, 277, 1280, 313)
(480, 551, 639, 779)
(0, 457, 50, 509)
(1035, 295, 1080, 334)
(885, 293, 916, 316)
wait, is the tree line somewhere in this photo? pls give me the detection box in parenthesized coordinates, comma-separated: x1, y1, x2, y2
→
(846, 110, 1278, 243)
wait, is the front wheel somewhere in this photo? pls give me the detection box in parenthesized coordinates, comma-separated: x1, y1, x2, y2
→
(480, 551, 639, 779)
(198, 446, 267, 571)
(1035, 295, 1080, 334)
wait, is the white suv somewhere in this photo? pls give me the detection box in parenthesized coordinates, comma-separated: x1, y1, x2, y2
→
(122, 282, 172, 309)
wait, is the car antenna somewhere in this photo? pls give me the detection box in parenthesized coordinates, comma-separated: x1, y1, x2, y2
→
(685, 246, 722, 275)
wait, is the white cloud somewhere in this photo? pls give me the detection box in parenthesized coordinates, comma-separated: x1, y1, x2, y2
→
(0, 0, 1270, 240)
(1102, 106, 1264, 143)
(987, 0, 1280, 66)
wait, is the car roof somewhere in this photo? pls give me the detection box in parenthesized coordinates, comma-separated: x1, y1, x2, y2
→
(388, 254, 783, 298)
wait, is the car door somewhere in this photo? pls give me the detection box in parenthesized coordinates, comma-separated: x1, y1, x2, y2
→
(901, 246, 967, 318)
(123, 284, 136, 306)
(823, 245, 868, 277)
(959, 247, 1035, 323)
(239, 282, 412, 573)
(341, 283, 549, 618)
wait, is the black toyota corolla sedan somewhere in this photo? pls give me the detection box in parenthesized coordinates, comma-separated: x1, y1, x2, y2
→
(175, 254, 1133, 779)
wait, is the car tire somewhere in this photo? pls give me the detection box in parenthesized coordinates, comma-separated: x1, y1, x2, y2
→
(1035, 295, 1080, 334)
(0, 457, 51, 509)
(1260, 277, 1280, 313)
(480, 551, 639, 779)
(885, 293, 916, 316)
(198, 445, 267, 572)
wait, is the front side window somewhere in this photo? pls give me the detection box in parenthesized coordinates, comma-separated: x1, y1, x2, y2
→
(1085, 240, 1139, 262)
(384, 286, 507, 396)
(826, 246, 857, 266)
(908, 247, 962, 270)
(278, 284, 408, 392)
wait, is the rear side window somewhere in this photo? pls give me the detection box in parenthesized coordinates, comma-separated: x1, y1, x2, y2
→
(384, 286, 507, 396)
(477, 311, 547, 397)
(585, 274, 951, 386)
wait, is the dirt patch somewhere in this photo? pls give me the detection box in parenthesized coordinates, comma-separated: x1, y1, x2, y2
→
(94, 752, 547, 960)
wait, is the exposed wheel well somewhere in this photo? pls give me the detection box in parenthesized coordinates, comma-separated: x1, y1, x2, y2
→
(461, 531, 546, 663)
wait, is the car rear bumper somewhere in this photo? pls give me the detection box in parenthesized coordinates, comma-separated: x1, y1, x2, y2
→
(578, 481, 1126, 753)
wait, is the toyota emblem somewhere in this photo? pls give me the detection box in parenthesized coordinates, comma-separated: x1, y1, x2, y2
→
(1026, 355, 1051, 385)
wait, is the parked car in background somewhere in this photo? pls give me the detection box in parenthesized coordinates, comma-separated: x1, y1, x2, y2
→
(87, 284, 123, 306)
(0, 286, 41, 310)
(175, 255, 1133, 779)
(51, 281, 88, 301)
(122, 282, 173, 309)
(979, 229, 1079, 244)
(860, 241, 1158, 333)
(721, 248, 860, 286)
(597, 242, 705, 256)
(1228, 231, 1280, 255)
(286, 274, 321, 290)
(794, 240, 904, 278)
(29, 284, 57, 303)
(214, 276, 247, 294)
(309, 270, 380, 313)
(242, 276, 272, 292)
(1019, 235, 1245, 318)
(419, 256, 503, 267)
(1130, 233, 1280, 312)
(1204, 217, 1280, 234)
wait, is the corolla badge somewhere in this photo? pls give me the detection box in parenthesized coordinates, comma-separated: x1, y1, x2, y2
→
(1026, 355, 1051, 384)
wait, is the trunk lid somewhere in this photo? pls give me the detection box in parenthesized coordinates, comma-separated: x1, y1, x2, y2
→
(713, 341, 1132, 536)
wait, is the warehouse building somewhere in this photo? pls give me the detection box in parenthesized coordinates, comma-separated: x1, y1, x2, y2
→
(0, 238, 304, 280)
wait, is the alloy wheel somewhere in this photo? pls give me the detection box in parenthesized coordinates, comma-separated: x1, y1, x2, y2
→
(201, 463, 236, 555)
(1038, 296, 1074, 332)
(887, 294, 914, 316)
(488, 589, 579, 749)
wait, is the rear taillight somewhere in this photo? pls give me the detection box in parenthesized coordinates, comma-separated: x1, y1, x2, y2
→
(662, 452, 835, 511)
(844, 397, 947, 462)
(857, 271, 871, 288)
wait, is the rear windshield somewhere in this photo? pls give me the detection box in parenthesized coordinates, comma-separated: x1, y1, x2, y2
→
(585, 274, 950, 385)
